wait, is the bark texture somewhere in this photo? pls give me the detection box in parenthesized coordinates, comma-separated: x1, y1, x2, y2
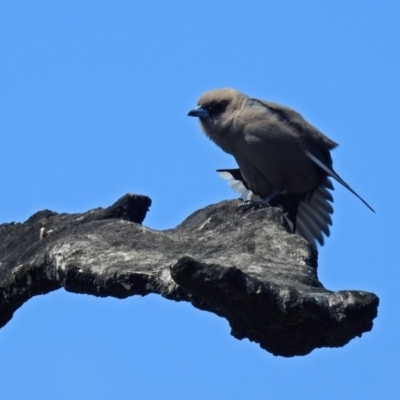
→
(0, 193, 378, 357)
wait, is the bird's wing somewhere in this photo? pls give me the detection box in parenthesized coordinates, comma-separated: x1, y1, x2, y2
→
(305, 151, 375, 212)
(254, 99, 338, 151)
(232, 99, 329, 196)
(295, 179, 334, 247)
(248, 99, 337, 170)
(217, 169, 261, 201)
(253, 99, 374, 213)
(217, 169, 334, 248)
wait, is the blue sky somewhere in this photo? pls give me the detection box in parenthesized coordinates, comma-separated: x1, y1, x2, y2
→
(0, 2, 398, 399)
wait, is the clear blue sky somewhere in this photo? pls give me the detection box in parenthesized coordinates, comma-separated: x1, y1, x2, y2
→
(0, 2, 398, 399)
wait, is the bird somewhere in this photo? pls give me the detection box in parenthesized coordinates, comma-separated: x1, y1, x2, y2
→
(187, 88, 374, 248)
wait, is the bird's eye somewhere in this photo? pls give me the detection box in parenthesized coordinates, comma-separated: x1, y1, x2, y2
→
(208, 101, 228, 116)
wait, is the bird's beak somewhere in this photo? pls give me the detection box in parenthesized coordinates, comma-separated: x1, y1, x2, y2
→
(187, 106, 209, 118)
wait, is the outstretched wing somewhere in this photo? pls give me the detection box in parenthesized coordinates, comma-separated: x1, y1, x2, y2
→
(305, 151, 375, 213)
(217, 169, 334, 247)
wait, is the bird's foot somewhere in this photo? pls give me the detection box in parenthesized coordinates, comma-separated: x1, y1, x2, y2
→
(236, 199, 270, 214)
(236, 189, 283, 214)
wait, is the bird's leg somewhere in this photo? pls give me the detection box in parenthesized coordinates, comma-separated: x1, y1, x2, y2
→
(236, 188, 283, 214)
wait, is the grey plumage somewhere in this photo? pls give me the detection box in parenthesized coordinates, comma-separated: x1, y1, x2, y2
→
(188, 88, 374, 247)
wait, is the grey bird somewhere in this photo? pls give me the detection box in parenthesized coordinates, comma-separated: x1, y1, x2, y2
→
(188, 88, 374, 247)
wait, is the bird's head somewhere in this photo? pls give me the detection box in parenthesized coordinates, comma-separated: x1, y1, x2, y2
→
(188, 88, 247, 144)
(188, 88, 244, 119)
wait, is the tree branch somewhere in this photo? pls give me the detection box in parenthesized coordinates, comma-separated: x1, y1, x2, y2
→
(0, 194, 378, 357)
